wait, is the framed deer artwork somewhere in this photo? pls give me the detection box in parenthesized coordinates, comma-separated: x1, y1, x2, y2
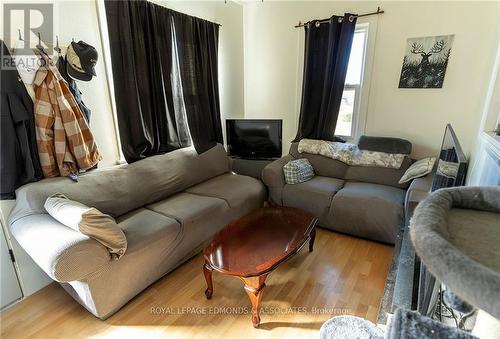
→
(398, 35, 454, 88)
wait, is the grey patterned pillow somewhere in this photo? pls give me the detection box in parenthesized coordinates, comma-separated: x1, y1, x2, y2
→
(399, 157, 436, 184)
(283, 158, 315, 185)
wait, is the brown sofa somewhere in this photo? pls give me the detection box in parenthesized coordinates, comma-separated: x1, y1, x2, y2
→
(9, 144, 266, 319)
(262, 140, 430, 245)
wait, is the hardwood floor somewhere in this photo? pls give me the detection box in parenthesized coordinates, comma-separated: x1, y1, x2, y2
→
(0, 229, 393, 339)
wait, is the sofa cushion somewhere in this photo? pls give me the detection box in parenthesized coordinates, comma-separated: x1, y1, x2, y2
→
(116, 208, 181, 253)
(289, 142, 348, 179)
(282, 176, 344, 223)
(9, 144, 230, 221)
(147, 192, 228, 223)
(358, 135, 412, 155)
(146, 192, 231, 249)
(344, 156, 413, 189)
(327, 182, 406, 244)
(185, 173, 266, 209)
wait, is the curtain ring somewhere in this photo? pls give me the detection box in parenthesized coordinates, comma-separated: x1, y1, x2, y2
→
(349, 15, 354, 22)
(315, 21, 320, 28)
(338, 17, 343, 23)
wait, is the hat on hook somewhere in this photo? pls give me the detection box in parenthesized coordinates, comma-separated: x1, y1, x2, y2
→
(67, 41, 98, 81)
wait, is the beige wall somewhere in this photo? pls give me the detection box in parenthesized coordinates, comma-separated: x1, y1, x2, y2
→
(243, 1, 500, 159)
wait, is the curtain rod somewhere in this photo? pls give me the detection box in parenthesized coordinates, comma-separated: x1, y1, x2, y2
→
(148, 1, 222, 27)
(294, 7, 384, 28)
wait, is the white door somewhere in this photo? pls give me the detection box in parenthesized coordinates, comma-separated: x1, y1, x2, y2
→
(0, 221, 22, 309)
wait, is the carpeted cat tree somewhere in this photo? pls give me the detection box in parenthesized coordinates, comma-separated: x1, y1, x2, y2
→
(320, 186, 500, 339)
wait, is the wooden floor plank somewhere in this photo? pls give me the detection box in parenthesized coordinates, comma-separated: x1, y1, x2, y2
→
(1, 229, 393, 338)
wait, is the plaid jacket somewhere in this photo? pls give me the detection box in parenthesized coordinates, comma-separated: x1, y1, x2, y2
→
(34, 54, 101, 177)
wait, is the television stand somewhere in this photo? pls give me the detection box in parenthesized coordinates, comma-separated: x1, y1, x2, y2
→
(230, 157, 274, 180)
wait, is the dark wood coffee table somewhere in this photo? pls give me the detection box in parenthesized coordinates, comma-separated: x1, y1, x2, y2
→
(203, 206, 317, 327)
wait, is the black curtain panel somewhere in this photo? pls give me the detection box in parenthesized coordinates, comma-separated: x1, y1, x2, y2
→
(294, 14, 357, 142)
(105, 0, 222, 161)
(172, 12, 223, 154)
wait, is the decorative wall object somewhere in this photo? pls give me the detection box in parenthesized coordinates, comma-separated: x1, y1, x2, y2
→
(399, 35, 454, 88)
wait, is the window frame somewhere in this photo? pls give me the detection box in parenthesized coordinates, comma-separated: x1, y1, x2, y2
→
(335, 23, 370, 142)
(336, 84, 361, 138)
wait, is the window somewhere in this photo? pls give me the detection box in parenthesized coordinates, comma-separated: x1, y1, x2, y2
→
(335, 26, 368, 138)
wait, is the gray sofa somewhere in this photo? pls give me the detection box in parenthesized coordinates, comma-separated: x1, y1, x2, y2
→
(9, 144, 266, 319)
(262, 141, 430, 244)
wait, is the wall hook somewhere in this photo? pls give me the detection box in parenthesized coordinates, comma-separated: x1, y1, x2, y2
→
(36, 32, 44, 51)
(55, 35, 61, 54)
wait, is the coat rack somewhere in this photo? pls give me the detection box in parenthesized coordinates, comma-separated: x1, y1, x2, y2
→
(12, 29, 68, 52)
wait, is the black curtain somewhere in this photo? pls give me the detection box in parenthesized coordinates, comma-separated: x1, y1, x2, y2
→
(294, 14, 357, 142)
(104, 0, 222, 161)
(172, 12, 223, 154)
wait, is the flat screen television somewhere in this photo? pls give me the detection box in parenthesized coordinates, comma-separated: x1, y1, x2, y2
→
(226, 119, 282, 160)
(416, 124, 468, 318)
(431, 124, 468, 191)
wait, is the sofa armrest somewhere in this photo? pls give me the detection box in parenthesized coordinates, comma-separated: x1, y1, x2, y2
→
(10, 214, 111, 282)
(262, 155, 293, 204)
(405, 174, 433, 224)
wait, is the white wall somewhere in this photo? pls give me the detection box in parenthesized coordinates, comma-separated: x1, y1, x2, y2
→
(56, 1, 121, 167)
(243, 1, 500, 159)
(482, 61, 500, 133)
(467, 39, 500, 185)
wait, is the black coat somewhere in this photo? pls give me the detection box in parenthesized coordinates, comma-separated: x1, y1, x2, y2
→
(57, 55, 91, 123)
(1, 40, 43, 199)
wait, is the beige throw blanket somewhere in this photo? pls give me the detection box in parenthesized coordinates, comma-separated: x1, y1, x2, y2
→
(298, 139, 406, 169)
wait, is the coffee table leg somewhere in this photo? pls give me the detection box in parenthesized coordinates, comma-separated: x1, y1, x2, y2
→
(241, 275, 267, 328)
(309, 227, 316, 252)
(203, 262, 213, 299)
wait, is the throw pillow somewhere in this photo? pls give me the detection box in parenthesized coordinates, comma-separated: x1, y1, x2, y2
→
(283, 158, 315, 185)
(398, 157, 436, 184)
(44, 193, 127, 259)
